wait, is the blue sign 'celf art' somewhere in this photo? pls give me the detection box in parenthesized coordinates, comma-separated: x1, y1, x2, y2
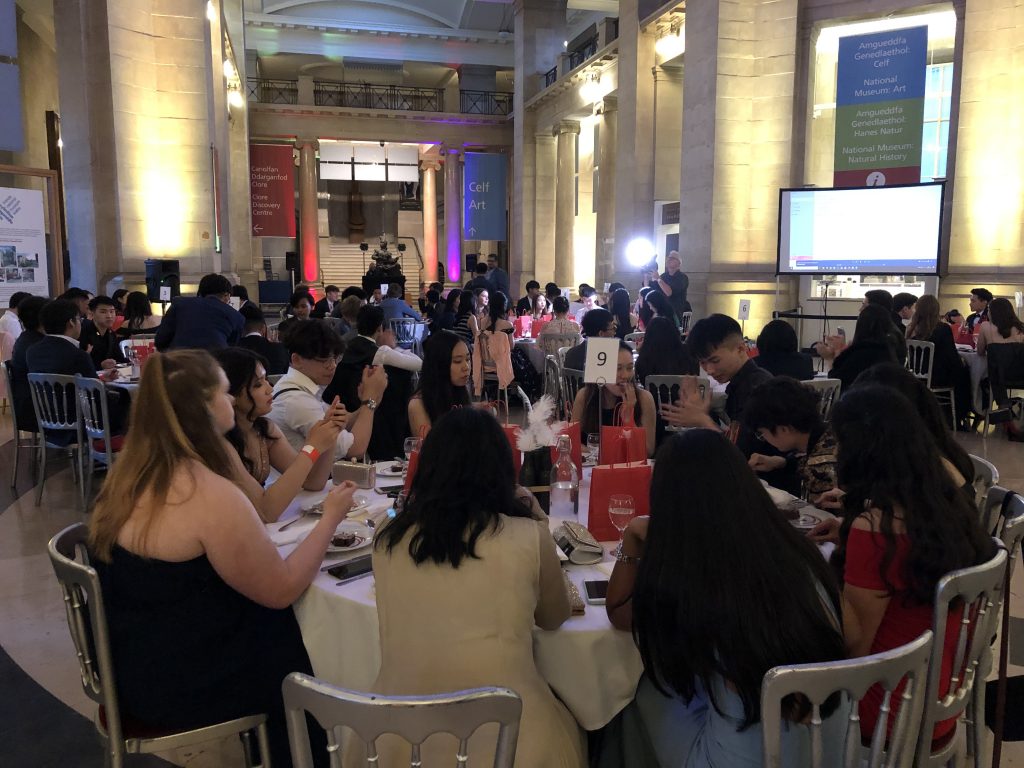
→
(463, 152, 507, 241)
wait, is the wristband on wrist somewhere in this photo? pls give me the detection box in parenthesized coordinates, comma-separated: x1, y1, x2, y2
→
(300, 444, 320, 463)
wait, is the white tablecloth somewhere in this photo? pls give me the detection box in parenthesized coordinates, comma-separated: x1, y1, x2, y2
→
(958, 348, 987, 413)
(270, 468, 645, 731)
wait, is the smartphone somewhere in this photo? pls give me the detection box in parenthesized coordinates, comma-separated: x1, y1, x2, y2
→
(583, 579, 608, 605)
(327, 556, 373, 582)
(378, 483, 405, 495)
(836, 327, 846, 338)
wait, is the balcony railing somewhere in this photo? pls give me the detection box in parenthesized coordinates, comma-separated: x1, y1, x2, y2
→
(568, 35, 600, 70)
(314, 81, 445, 112)
(246, 78, 298, 104)
(460, 89, 513, 116)
(544, 66, 558, 88)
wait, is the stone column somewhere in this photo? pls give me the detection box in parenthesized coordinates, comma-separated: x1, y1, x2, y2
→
(612, 0, 656, 286)
(595, 97, 617, 289)
(554, 121, 580, 287)
(513, 0, 566, 289)
(534, 133, 557, 283)
(420, 159, 440, 282)
(296, 139, 320, 285)
(443, 147, 462, 285)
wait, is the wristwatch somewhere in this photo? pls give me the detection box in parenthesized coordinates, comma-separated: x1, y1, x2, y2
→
(361, 398, 378, 411)
(613, 541, 641, 565)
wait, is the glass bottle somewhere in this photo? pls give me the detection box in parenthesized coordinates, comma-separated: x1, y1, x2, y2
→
(549, 434, 579, 519)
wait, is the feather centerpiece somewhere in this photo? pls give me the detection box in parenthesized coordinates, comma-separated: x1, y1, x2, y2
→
(516, 395, 567, 452)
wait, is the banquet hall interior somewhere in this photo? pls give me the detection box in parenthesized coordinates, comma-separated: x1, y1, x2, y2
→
(2, 0, 1024, 765)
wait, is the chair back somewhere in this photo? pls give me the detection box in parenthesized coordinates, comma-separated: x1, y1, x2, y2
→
(645, 375, 711, 427)
(561, 368, 585, 414)
(538, 332, 580, 358)
(556, 345, 573, 369)
(282, 672, 522, 768)
(624, 331, 645, 350)
(2, 359, 35, 432)
(543, 354, 563, 413)
(801, 378, 842, 422)
(387, 318, 419, 349)
(27, 372, 82, 437)
(47, 523, 125, 747)
(916, 543, 1009, 760)
(761, 631, 933, 768)
(969, 454, 999, 515)
(679, 311, 693, 335)
(982, 488, 1024, 580)
(906, 340, 935, 388)
(75, 375, 116, 465)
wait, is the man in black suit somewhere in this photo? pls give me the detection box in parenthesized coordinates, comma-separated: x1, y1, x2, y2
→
(155, 273, 244, 351)
(79, 295, 127, 370)
(8, 295, 47, 431)
(312, 285, 341, 319)
(236, 305, 291, 376)
(26, 299, 128, 443)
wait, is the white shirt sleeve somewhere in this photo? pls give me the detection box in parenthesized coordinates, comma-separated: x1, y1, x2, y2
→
(270, 390, 354, 458)
(373, 345, 423, 372)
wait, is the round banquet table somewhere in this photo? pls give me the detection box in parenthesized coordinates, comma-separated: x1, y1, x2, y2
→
(513, 336, 548, 374)
(958, 347, 987, 414)
(269, 465, 645, 731)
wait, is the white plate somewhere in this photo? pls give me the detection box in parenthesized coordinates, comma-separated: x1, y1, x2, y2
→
(790, 513, 820, 530)
(301, 494, 370, 517)
(302, 521, 374, 554)
(374, 461, 405, 478)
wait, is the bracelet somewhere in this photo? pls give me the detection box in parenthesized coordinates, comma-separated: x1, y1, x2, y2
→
(613, 541, 641, 565)
(300, 444, 321, 463)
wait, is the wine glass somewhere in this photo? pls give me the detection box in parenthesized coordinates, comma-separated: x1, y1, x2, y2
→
(586, 434, 601, 463)
(608, 494, 635, 544)
(402, 437, 421, 467)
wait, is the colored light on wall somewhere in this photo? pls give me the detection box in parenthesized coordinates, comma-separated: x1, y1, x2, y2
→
(142, 167, 186, 255)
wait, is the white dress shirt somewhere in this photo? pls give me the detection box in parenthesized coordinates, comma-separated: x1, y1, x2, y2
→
(268, 367, 355, 458)
(0, 310, 22, 344)
(359, 335, 423, 373)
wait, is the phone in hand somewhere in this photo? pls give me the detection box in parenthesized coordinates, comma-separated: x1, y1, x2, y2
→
(326, 556, 373, 583)
(583, 579, 608, 605)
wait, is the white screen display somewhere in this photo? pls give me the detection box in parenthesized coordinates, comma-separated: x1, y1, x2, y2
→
(777, 184, 943, 274)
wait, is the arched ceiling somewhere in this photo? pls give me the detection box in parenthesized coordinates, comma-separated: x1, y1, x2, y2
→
(258, 0, 515, 32)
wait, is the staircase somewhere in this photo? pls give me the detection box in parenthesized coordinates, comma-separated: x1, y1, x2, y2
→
(320, 239, 421, 290)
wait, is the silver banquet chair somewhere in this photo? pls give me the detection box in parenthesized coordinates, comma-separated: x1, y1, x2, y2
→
(801, 378, 842, 422)
(761, 631, 934, 768)
(27, 372, 85, 506)
(968, 454, 999, 515)
(1, 359, 42, 488)
(560, 367, 585, 416)
(645, 375, 711, 432)
(282, 672, 522, 768)
(75, 374, 123, 501)
(906, 339, 957, 427)
(47, 523, 271, 768)
(916, 544, 1009, 768)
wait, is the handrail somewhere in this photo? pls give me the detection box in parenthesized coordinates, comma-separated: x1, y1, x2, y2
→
(313, 81, 444, 112)
(397, 236, 424, 271)
(568, 35, 599, 70)
(543, 67, 558, 88)
(247, 77, 298, 104)
(460, 89, 513, 115)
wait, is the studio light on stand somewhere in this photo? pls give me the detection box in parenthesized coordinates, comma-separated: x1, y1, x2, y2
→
(626, 237, 658, 284)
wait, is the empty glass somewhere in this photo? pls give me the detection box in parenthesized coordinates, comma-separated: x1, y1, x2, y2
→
(403, 437, 421, 467)
(586, 434, 601, 462)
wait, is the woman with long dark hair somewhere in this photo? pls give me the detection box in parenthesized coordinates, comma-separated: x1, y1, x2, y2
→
(754, 319, 814, 380)
(451, 289, 479, 349)
(608, 288, 637, 339)
(408, 330, 472, 435)
(431, 288, 461, 334)
(906, 294, 970, 422)
(976, 296, 1024, 355)
(119, 291, 162, 335)
(213, 347, 341, 522)
(369, 408, 583, 767)
(634, 316, 698, 385)
(605, 430, 849, 765)
(636, 287, 654, 330)
(831, 386, 994, 745)
(571, 340, 657, 457)
(644, 289, 679, 328)
(480, 290, 513, 334)
(826, 303, 903, 390)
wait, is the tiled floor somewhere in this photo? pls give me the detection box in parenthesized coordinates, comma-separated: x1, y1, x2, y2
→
(0, 416, 1022, 766)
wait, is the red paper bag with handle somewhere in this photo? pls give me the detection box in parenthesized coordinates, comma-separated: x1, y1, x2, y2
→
(599, 403, 647, 465)
(550, 421, 583, 473)
(501, 424, 523, 475)
(587, 461, 651, 542)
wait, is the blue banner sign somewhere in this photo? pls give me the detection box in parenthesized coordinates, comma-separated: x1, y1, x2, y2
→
(463, 152, 507, 241)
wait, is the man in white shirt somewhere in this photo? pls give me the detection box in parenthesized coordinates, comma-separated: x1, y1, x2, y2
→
(0, 291, 31, 343)
(269, 319, 388, 458)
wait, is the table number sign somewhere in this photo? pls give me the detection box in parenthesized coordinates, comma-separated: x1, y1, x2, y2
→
(584, 337, 621, 385)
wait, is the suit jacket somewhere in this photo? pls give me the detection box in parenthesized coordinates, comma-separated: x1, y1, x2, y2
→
(237, 334, 291, 376)
(80, 320, 127, 368)
(155, 296, 244, 351)
(311, 297, 336, 319)
(9, 329, 44, 430)
(26, 335, 101, 443)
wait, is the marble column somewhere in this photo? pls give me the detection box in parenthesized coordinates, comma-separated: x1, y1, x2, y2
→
(554, 121, 580, 287)
(420, 159, 440, 282)
(533, 133, 557, 283)
(443, 147, 462, 285)
(296, 139, 320, 285)
(595, 97, 617, 290)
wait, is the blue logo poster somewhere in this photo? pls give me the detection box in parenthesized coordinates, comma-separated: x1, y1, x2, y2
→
(463, 152, 507, 241)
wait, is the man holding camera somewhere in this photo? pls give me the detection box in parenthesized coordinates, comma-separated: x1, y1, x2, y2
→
(647, 251, 691, 319)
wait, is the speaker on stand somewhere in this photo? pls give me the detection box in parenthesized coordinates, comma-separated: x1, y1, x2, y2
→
(144, 259, 180, 309)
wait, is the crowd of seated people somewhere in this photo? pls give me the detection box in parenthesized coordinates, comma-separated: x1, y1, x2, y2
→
(4, 269, 1023, 768)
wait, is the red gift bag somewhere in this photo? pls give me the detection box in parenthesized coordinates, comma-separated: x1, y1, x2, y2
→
(402, 426, 428, 492)
(587, 461, 651, 542)
(599, 403, 647, 465)
(514, 315, 533, 339)
(502, 424, 523, 475)
(550, 421, 583, 473)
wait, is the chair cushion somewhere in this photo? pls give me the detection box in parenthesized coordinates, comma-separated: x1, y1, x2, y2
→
(91, 434, 126, 453)
(98, 705, 176, 740)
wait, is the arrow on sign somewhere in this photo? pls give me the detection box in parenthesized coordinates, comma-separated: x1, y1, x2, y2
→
(468, 227, 477, 236)
(253, 225, 263, 234)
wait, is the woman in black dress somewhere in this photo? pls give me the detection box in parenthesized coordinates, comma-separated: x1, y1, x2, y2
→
(88, 350, 357, 767)
(906, 294, 971, 425)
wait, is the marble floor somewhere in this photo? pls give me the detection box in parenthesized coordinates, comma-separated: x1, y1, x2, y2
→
(0, 414, 1022, 766)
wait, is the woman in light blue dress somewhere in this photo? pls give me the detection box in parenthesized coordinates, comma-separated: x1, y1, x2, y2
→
(606, 430, 851, 767)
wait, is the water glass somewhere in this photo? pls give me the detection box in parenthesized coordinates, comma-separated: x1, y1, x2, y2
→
(403, 437, 421, 465)
(586, 434, 601, 461)
(608, 494, 635, 542)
